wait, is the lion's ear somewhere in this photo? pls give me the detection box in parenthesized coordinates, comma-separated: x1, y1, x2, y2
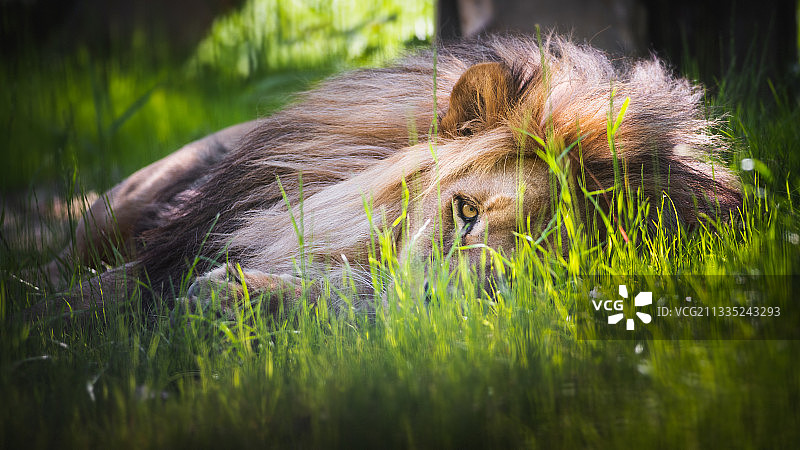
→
(440, 62, 515, 137)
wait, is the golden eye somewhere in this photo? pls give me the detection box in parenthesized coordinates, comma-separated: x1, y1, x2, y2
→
(460, 201, 478, 221)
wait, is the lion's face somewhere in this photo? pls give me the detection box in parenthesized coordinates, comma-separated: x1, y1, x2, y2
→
(395, 62, 564, 290)
(400, 157, 553, 287)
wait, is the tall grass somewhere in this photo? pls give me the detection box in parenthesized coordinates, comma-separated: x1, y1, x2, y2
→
(2, 4, 800, 448)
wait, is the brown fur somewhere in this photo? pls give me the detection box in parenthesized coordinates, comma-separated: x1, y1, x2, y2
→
(45, 34, 741, 315)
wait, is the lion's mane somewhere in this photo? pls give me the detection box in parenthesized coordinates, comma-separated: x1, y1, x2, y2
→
(137, 34, 741, 299)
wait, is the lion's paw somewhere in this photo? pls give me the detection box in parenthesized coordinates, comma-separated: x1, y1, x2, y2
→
(176, 264, 311, 321)
(181, 264, 244, 314)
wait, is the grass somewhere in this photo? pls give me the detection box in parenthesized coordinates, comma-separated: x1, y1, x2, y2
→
(2, 3, 800, 448)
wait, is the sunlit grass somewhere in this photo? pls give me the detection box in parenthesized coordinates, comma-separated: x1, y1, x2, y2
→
(2, 179, 799, 449)
(192, 0, 434, 77)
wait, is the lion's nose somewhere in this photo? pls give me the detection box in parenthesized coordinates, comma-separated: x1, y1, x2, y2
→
(423, 279, 431, 304)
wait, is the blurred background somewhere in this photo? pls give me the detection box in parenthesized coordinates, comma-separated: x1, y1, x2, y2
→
(439, 0, 797, 82)
(0, 0, 797, 192)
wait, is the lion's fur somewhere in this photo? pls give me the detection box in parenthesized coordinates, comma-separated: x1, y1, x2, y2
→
(52, 34, 741, 311)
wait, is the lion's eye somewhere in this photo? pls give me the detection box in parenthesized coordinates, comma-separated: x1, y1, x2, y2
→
(458, 200, 479, 222)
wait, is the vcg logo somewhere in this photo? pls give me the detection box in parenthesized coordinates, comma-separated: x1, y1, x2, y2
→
(591, 285, 653, 331)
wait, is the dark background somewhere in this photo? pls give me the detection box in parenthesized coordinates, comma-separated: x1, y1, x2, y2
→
(3, 0, 797, 84)
(438, 0, 797, 85)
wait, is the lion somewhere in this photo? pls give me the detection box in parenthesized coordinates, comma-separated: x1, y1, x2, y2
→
(40, 34, 741, 317)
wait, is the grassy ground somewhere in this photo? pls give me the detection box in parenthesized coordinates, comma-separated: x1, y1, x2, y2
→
(2, 2, 800, 448)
